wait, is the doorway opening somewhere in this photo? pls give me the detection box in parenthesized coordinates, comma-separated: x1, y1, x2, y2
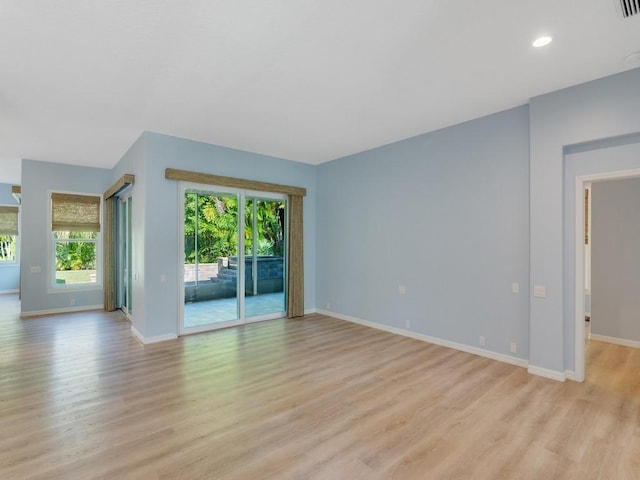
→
(573, 168, 640, 381)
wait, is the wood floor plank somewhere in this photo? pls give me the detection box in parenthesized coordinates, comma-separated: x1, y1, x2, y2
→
(1, 294, 639, 479)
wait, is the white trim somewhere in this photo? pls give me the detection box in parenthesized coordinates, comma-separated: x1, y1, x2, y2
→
(20, 304, 103, 318)
(527, 365, 567, 382)
(238, 192, 245, 321)
(0, 289, 19, 294)
(47, 189, 104, 294)
(573, 167, 640, 384)
(590, 333, 640, 349)
(304, 308, 317, 315)
(565, 370, 579, 381)
(177, 181, 288, 336)
(574, 176, 586, 382)
(317, 309, 529, 370)
(131, 326, 177, 344)
(177, 185, 186, 334)
(577, 168, 640, 183)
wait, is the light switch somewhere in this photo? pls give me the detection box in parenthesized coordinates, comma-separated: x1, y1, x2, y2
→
(30, 266, 41, 273)
(512, 282, 519, 294)
(533, 285, 546, 298)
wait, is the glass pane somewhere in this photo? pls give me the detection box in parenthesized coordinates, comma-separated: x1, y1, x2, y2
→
(0, 235, 17, 262)
(54, 232, 97, 284)
(184, 192, 239, 328)
(126, 198, 132, 313)
(245, 198, 286, 318)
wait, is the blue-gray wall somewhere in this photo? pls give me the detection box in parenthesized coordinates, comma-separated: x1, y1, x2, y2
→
(0, 183, 20, 292)
(591, 177, 640, 342)
(563, 138, 640, 370)
(132, 132, 317, 339)
(20, 160, 111, 314)
(316, 106, 530, 361)
(13, 66, 640, 376)
(110, 134, 147, 334)
(530, 67, 640, 376)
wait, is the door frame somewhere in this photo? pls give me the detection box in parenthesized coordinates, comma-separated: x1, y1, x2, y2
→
(178, 181, 287, 335)
(573, 167, 640, 381)
(117, 189, 133, 318)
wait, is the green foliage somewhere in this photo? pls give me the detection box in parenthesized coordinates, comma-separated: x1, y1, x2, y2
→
(250, 200, 285, 257)
(184, 193, 285, 264)
(0, 235, 16, 262)
(54, 232, 97, 271)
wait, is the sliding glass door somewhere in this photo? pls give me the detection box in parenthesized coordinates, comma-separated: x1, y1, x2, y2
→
(244, 197, 286, 319)
(181, 185, 286, 334)
(118, 195, 132, 315)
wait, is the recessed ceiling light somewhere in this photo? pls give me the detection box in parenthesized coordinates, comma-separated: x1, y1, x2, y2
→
(532, 36, 552, 48)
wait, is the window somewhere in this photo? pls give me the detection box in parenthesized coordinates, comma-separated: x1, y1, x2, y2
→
(0, 205, 19, 264)
(51, 193, 102, 287)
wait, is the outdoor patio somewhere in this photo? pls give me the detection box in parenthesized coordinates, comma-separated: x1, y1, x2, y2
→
(184, 292, 285, 328)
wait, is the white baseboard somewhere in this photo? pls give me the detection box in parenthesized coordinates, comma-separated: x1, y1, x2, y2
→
(21, 304, 104, 318)
(527, 365, 566, 382)
(0, 289, 19, 294)
(590, 333, 640, 349)
(564, 370, 579, 382)
(131, 326, 177, 344)
(317, 309, 529, 370)
(304, 308, 317, 315)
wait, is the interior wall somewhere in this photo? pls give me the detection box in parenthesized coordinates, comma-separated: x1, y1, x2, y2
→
(0, 183, 20, 292)
(316, 105, 530, 360)
(132, 132, 317, 340)
(563, 139, 640, 369)
(530, 66, 640, 377)
(590, 177, 640, 343)
(20, 160, 111, 314)
(110, 134, 147, 336)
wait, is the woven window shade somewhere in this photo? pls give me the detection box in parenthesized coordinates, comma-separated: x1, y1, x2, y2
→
(51, 193, 101, 232)
(0, 206, 19, 235)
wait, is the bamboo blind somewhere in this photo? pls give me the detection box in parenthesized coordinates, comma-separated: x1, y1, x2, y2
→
(0, 206, 19, 235)
(51, 193, 101, 232)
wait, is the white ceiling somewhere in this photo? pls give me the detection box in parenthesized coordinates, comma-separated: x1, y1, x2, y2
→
(1, 0, 640, 184)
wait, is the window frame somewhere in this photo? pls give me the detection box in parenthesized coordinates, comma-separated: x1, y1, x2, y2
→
(48, 190, 103, 293)
(0, 204, 19, 266)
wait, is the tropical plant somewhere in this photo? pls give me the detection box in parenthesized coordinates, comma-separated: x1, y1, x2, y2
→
(184, 193, 285, 264)
(0, 235, 16, 261)
(54, 232, 97, 271)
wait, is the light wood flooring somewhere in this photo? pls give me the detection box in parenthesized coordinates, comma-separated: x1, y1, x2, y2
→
(1, 294, 639, 479)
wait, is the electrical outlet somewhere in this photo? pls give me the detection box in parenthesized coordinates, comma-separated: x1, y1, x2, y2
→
(326, 303, 331, 310)
(70, 298, 75, 306)
(405, 319, 411, 329)
(512, 282, 519, 294)
(510, 342, 517, 353)
(479, 336, 486, 346)
(533, 285, 546, 298)
(398, 285, 406, 295)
